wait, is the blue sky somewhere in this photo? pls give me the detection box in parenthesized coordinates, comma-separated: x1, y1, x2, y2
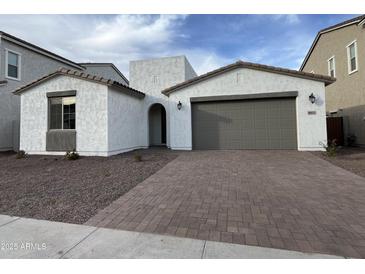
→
(0, 14, 358, 76)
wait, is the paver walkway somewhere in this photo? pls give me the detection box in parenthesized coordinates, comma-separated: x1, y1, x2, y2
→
(0, 214, 340, 258)
(86, 150, 365, 258)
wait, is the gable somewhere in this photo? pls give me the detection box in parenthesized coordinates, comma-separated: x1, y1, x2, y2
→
(167, 67, 325, 99)
(300, 15, 365, 71)
(301, 23, 363, 73)
(163, 60, 334, 96)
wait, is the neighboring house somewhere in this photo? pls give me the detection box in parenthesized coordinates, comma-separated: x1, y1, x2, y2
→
(0, 31, 83, 151)
(300, 15, 365, 146)
(80, 63, 129, 85)
(14, 56, 335, 156)
(0, 31, 128, 151)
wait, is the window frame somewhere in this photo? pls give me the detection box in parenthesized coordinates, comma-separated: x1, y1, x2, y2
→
(327, 56, 336, 77)
(48, 96, 76, 131)
(346, 40, 358, 75)
(5, 48, 21, 81)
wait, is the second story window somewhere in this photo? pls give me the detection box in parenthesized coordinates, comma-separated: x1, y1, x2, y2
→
(347, 40, 358, 74)
(327, 56, 335, 77)
(6, 49, 21, 80)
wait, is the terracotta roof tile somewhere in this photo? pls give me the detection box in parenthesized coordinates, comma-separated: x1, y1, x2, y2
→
(13, 67, 145, 99)
(162, 60, 335, 95)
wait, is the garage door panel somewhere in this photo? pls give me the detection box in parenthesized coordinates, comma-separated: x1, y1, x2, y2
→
(268, 139, 282, 148)
(192, 97, 297, 150)
(254, 119, 267, 129)
(280, 118, 296, 129)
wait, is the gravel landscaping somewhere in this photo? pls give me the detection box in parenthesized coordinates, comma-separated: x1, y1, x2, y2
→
(313, 147, 365, 178)
(0, 148, 179, 224)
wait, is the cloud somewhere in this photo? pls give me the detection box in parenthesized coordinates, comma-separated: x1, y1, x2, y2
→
(238, 28, 312, 70)
(0, 15, 188, 77)
(0, 14, 309, 79)
(271, 14, 300, 24)
(183, 50, 232, 75)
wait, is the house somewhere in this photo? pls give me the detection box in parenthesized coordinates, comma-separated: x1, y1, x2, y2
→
(80, 63, 129, 85)
(0, 31, 128, 151)
(300, 15, 365, 146)
(13, 55, 335, 156)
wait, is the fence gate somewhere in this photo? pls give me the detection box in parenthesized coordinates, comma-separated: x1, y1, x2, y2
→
(326, 117, 344, 146)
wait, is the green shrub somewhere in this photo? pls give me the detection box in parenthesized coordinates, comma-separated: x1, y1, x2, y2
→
(320, 140, 337, 157)
(65, 150, 79, 160)
(16, 150, 26, 159)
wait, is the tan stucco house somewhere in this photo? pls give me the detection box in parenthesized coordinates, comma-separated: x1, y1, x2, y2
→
(300, 15, 365, 146)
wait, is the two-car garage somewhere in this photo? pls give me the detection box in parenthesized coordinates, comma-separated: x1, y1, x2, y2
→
(191, 94, 298, 150)
(164, 61, 334, 152)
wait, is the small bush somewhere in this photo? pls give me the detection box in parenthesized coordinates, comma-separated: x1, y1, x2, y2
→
(65, 150, 79, 160)
(320, 140, 337, 157)
(134, 154, 142, 162)
(16, 150, 26, 159)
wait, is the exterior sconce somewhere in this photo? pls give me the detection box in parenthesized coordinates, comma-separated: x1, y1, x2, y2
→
(177, 101, 182, 110)
(309, 93, 316, 104)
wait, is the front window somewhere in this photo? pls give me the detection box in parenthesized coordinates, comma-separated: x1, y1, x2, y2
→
(328, 56, 335, 77)
(347, 41, 358, 74)
(6, 50, 21, 80)
(49, 97, 76, 130)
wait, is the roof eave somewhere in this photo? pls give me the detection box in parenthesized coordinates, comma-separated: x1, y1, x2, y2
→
(110, 83, 145, 99)
(162, 62, 335, 96)
(13, 68, 144, 98)
(1, 32, 83, 70)
(79, 62, 129, 84)
(13, 72, 59, 95)
(300, 15, 365, 71)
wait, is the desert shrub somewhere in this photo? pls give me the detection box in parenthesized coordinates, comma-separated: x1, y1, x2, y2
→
(16, 150, 26, 159)
(134, 154, 142, 162)
(320, 140, 337, 157)
(65, 150, 79, 160)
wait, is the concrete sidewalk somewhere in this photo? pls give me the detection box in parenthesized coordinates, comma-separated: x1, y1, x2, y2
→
(0, 215, 343, 259)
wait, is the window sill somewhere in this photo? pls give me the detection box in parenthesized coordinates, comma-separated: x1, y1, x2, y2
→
(348, 69, 358, 75)
(6, 76, 21, 82)
(48, 129, 76, 132)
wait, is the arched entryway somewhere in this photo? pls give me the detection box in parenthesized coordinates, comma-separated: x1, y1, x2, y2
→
(148, 103, 166, 146)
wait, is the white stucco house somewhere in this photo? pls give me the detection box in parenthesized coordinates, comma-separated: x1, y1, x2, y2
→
(13, 55, 335, 156)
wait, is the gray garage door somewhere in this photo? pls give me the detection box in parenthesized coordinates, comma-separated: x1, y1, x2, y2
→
(192, 98, 297, 150)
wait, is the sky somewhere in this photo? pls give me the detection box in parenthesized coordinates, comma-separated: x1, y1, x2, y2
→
(0, 14, 358, 77)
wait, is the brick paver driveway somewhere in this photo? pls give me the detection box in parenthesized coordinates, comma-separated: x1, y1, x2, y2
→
(86, 151, 365, 258)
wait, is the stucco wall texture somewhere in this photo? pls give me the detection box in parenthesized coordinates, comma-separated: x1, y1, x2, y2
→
(129, 55, 197, 148)
(0, 39, 80, 151)
(19, 55, 328, 156)
(20, 76, 109, 156)
(107, 86, 145, 155)
(19, 75, 148, 156)
(302, 23, 365, 146)
(83, 65, 128, 85)
(168, 68, 327, 151)
(302, 24, 365, 112)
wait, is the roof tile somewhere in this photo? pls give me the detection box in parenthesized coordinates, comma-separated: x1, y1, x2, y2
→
(162, 60, 335, 95)
(13, 68, 145, 99)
